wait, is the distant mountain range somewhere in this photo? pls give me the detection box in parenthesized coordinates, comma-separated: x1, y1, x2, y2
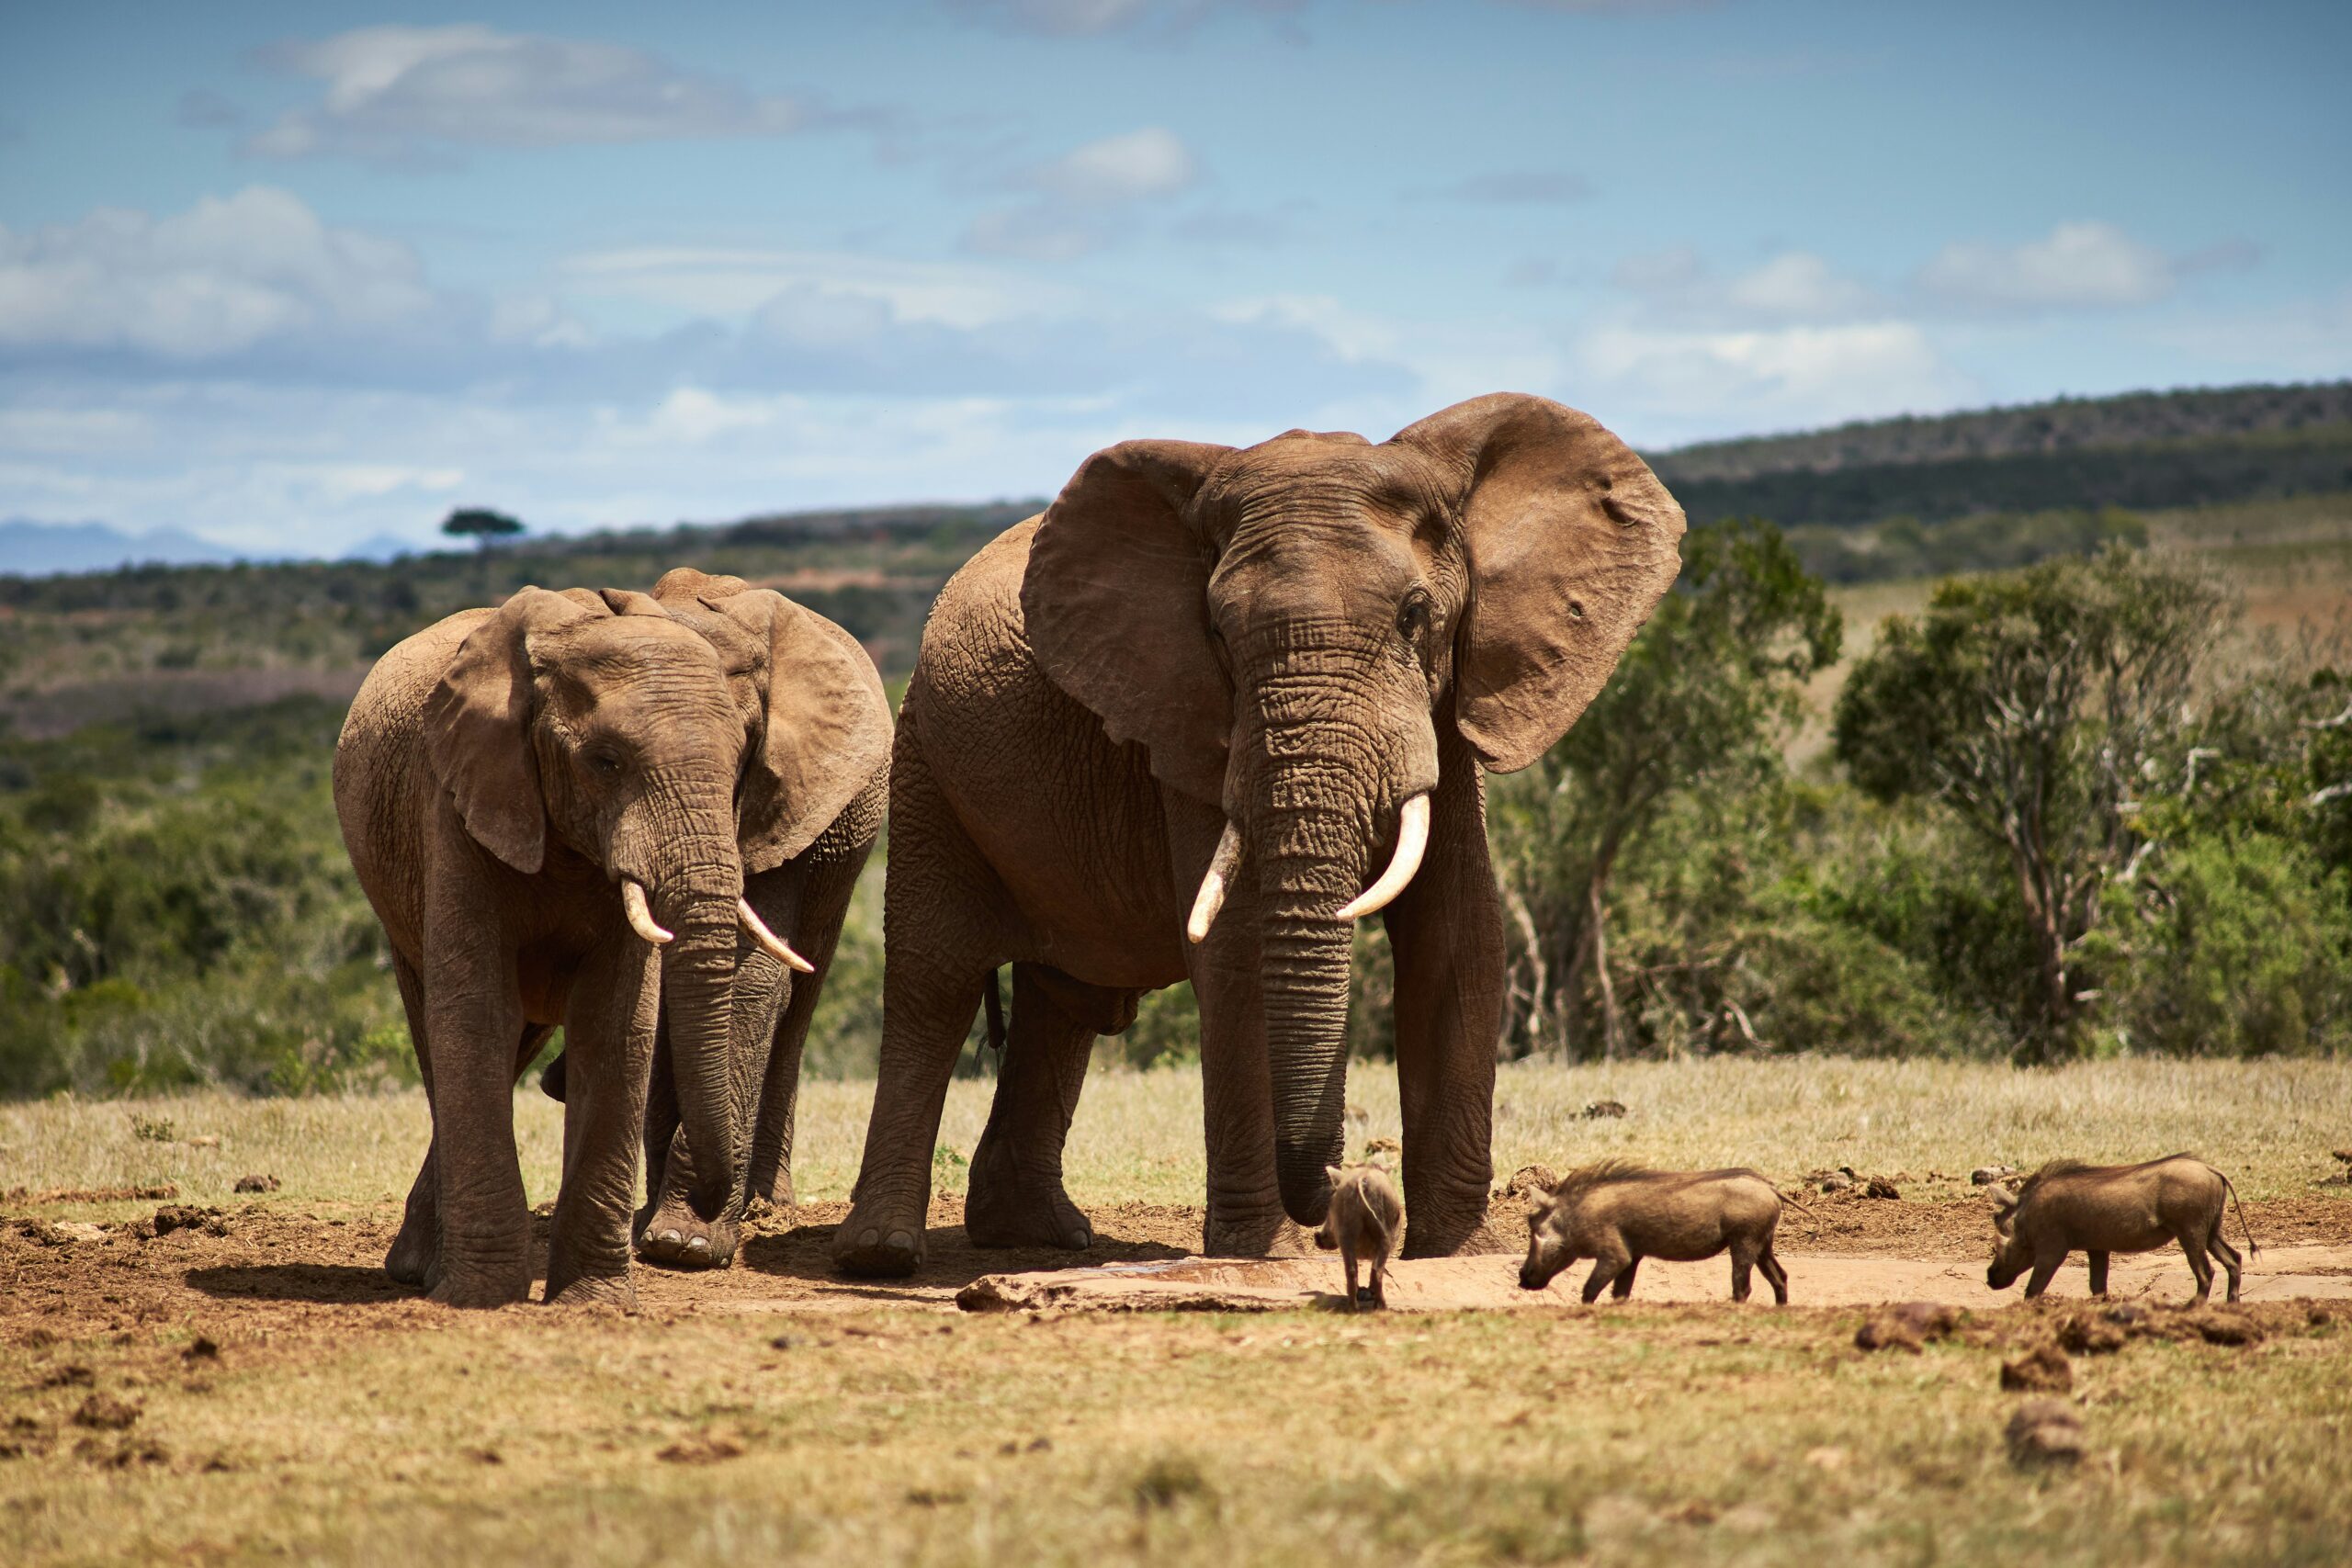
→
(0, 520, 439, 576)
(0, 519, 243, 575)
(7, 380, 2349, 580)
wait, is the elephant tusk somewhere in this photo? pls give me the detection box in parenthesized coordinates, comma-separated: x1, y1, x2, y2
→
(621, 879, 673, 945)
(1185, 820, 1244, 944)
(1337, 794, 1430, 921)
(739, 897, 816, 974)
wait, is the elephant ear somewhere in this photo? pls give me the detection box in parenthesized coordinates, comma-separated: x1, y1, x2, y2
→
(1394, 393, 1686, 773)
(1022, 439, 1235, 807)
(422, 586, 605, 874)
(710, 589, 893, 874)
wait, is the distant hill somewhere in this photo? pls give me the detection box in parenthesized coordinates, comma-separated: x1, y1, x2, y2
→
(0, 519, 241, 575)
(1646, 380, 2352, 529)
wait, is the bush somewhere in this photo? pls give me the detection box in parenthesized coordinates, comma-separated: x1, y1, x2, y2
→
(2092, 830, 2352, 1055)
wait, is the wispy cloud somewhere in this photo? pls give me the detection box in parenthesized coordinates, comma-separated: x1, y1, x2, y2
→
(964, 127, 1203, 260)
(241, 26, 819, 165)
(1915, 220, 2225, 312)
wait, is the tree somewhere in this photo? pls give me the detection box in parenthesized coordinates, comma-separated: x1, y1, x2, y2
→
(1833, 547, 2230, 1061)
(440, 507, 524, 551)
(1492, 519, 1842, 1058)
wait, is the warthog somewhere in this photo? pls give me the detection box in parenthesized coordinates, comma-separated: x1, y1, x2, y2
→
(1518, 1163, 1791, 1304)
(1316, 1163, 1403, 1310)
(1986, 1154, 2258, 1303)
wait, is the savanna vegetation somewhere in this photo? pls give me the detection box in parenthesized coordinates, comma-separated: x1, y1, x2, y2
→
(3, 383, 2350, 1097)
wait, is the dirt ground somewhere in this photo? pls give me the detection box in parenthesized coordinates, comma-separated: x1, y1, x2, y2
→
(7, 1187, 2346, 1345)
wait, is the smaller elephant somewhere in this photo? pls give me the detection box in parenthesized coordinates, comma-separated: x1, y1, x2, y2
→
(335, 570, 889, 1306)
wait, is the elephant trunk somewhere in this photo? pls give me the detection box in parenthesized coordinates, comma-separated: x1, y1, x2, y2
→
(1238, 658, 1441, 1226)
(1252, 773, 1375, 1226)
(643, 825, 744, 1223)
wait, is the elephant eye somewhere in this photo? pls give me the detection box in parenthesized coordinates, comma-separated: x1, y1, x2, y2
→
(1396, 593, 1431, 641)
(584, 746, 626, 776)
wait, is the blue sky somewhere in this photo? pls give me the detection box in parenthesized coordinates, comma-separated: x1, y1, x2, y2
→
(2, 0, 2346, 556)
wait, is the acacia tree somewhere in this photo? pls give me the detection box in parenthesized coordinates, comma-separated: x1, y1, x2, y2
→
(1832, 547, 2229, 1061)
(1491, 519, 1841, 1058)
(440, 507, 524, 551)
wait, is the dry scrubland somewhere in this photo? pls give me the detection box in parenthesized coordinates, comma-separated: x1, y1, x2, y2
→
(7, 1056, 2347, 1211)
(4, 1059, 2352, 1567)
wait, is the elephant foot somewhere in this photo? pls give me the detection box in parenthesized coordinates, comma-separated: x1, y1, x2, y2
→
(831, 1194, 926, 1278)
(1401, 1207, 1517, 1259)
(634, 1192, 740, 1270)
(383, 1215, 438, 1288)
(964, 1154, 1091, 1252)
(1203, 1208, 1317, 1258)
(425, 1265, 532, 1310)
(545, 1271, 639, 1311)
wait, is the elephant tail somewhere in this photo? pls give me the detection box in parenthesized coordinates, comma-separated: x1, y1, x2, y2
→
(984, 967, 1007, 1054)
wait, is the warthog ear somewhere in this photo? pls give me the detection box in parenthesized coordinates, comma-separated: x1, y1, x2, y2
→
(1325, 1165, 1346, 1186)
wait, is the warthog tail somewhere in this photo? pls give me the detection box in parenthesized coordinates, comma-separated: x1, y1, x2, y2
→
(2221, 1171, 2260, 1256)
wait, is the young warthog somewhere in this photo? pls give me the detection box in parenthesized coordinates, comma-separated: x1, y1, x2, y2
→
(1518, 1163, 1791, 1304)
(1986, 1154, 2258, 1303)
(1316, 1163, 1403, 1310)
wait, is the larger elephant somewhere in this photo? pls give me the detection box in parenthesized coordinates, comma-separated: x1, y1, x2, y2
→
(832, 393, 1684, 1277)
(335, 570, 889, 1306)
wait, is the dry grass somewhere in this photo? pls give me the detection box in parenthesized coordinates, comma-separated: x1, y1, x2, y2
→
(4, 1278, 2348, 1566)
(4, 1058, 2351, 1567)
(6, 1056, 2345, 1216)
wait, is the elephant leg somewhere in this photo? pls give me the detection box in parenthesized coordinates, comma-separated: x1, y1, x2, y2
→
(545, 941, 661, 1306)
(419, 926, 533, 1309)
(384, 952, 441, 1287)
(967, 964, 1127, 1251)
(1170, 795, 1299, 1258)
(639, 930, 779, 1270)
(834, 741, 1000, 1278)
(747, 835, 872, 1211)
(1381, 742, 1505, 1258)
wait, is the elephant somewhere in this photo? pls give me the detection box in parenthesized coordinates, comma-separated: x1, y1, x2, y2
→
(334, 569, 890, 1306)
(831, 392, 1684, 1278)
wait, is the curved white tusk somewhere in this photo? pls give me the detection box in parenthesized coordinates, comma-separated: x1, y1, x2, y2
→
(739, 897, 816, 974)
(1186, 820, 1245, 944)
(621, 879, 673, 945)
(1337, 794, 1430, 921)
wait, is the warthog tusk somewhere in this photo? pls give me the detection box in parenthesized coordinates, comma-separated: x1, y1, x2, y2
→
(1186, 821, 1245, 944)
(739, 897, 816, 973)
(1337, 794, 1430, 921)
(621, 879, 673, 945)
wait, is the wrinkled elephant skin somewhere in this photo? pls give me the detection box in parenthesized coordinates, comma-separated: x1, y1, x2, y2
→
(833, 394, 1685, 1278)
(335, 570, 889, 1306)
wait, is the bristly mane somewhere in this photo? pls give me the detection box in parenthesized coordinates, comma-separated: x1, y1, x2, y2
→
(2014, 1153, 2196, 1203)
(1545, 1158, 1653, 1205)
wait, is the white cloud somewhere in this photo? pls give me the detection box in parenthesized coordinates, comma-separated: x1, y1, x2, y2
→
(965, 127, 1202, 260)
(1572, 319, 1973, 438)
(944, 0, 1305, 37)
(1917, 220, 2177, 311)
(559, 246, 1063, 328)
(245, 26, 810, 164)
(1611, 245, 1879, 323)
(0, 186, 438, 359)
(1033, 127, 1199, 202)
(1721, 252, 1880, 321)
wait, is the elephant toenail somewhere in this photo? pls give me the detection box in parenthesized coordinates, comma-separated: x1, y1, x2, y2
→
(659, 1229, 682, 1247)
(685, 1235, 710, 1255)
(886, 1229, 914, 1251)
(1067, 1228, 1091, 1249)
(858, 1227, 880, 1247)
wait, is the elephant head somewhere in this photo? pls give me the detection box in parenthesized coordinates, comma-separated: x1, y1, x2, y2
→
(1022, 393, 1685, 1224)
(422, 576, 889, 1220)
